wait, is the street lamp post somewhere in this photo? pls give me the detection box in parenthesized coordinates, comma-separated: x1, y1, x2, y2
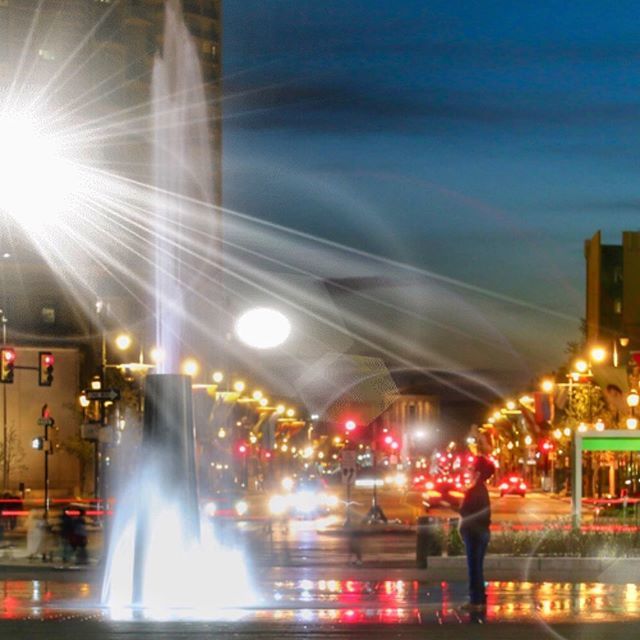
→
(0, 311, 7, 491)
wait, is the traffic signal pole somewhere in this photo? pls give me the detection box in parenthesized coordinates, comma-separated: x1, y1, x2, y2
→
(44, 417, 50, 518)
(1, 313, 7, 491)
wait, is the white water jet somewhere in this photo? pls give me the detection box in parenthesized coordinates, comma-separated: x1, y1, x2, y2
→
(101, 1, 255, 616)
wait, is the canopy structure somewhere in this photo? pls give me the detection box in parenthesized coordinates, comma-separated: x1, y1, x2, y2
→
(572, 430, 640, 527)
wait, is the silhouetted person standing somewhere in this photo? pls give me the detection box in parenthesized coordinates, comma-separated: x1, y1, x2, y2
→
(459, 456, 495, 611)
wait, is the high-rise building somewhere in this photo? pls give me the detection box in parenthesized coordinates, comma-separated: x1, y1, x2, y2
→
(0, 0, 223, 492)
(584, 231, 640, 350)
(0, 0, 223, 342)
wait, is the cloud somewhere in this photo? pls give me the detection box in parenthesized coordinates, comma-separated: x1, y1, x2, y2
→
(223, 74, 640, 136)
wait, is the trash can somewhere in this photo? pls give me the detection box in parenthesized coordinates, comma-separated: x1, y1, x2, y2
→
(416, 516, 437, 568)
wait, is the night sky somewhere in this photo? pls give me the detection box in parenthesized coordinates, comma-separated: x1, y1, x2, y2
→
(221, 1, 639, 409)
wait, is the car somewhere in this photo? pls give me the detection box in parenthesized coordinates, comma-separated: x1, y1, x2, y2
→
(498, 475, 527, 497)
(202, 491, 250, 519)
(422, 476, 466, 509)
(268, 476, 339, 519)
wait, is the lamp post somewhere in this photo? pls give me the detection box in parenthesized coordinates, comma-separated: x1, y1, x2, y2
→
(0, 310, 7, 491)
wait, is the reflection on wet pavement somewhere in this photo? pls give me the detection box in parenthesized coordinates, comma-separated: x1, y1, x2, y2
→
(0, 578, 639, 624)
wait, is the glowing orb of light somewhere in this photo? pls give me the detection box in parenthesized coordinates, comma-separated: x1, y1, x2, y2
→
(235, 307, 291, 349)
(0, 113, 79, 224)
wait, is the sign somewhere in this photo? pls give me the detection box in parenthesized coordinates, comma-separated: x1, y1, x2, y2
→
(36, 418, 54, 427)
(86, 388, 120, 402)
(341, 450, 357, 485)
(81, 423, 100, 441)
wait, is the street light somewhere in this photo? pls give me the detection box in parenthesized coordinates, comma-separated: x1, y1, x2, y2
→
(182, 358, 199, 377)
(115, 334, 132, 351)
(0, 112, 79, 224)
(574, 359, 589, 374)
(541, 378, 555, 394)
(235, 307, 291, 350)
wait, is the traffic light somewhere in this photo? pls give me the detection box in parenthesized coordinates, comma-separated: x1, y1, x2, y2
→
(0, 348, 16, 383)
(345, 420, 357, 432)
(38, 352, 54, 386)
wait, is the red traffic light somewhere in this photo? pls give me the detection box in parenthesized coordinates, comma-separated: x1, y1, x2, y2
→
(0, 348, 16, 383)
(38, 351, 54, 386)
(238, 444, 247, 455)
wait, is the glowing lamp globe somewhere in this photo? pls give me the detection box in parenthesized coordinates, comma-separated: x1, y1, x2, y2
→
(0, 113, 78, 225)
(235, 308, 291, 349)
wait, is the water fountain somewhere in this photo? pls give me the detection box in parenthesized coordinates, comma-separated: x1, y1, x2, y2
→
(101, 0, 254, 616)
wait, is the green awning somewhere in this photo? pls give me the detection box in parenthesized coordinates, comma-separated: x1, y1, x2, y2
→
(582, 436, 640, 452)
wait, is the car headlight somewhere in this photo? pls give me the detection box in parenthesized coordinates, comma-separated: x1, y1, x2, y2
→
(395, 473, 407, 487)
(235, 500, 249, 516)
(294, 490, 316, 513)
(324, 494, 339, 508)
(269, 494, 287, 515)
(204, 501, 217, 517)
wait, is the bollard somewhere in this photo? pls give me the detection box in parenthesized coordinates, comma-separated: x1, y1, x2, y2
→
(416, 516, 436, 568)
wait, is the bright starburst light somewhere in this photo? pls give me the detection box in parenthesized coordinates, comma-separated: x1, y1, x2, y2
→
(0, 111, 81, 224)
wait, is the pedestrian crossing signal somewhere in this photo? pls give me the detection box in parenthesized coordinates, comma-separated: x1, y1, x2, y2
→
(0, 348, 15, 383)
(38, 352, 54, 386)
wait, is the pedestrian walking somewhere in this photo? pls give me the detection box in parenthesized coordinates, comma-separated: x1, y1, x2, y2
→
(458, 456, 495, 612)
(60, 508, 75, 564)
(70, 507, 89, 564)
(26, 509, 53, 561)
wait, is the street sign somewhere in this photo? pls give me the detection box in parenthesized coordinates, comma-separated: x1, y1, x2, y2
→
(341, 449, 357, 485)
(86, 388, 120, 402)
(81, 423, 100, 441)
(36, 418, 54, 427)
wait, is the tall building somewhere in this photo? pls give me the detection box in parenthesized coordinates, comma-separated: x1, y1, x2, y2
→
(584, 231, 640, 350)
(0, 0, 223, 344)
(0, 0, 223, 492)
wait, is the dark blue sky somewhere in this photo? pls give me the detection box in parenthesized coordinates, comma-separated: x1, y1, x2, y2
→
(221, 1, 639, 387)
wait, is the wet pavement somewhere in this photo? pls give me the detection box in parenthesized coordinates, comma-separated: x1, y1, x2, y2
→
(0, 575, 638, 625)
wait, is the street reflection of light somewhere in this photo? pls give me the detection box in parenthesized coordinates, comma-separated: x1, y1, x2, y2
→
(299, 579, 313, 591)
(298, 609, 314, 622)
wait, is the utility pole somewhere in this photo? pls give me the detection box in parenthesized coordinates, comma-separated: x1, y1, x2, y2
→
(1, 311, 8, 491)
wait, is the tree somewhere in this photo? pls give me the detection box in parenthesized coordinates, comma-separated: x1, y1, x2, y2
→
(0, 425, 28, 487)
(62, 430, 94, 495)
(560, 383, 612, 428)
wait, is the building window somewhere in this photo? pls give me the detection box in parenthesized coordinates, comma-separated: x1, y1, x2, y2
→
(41, 306, 56, 325)
(614, 266, 623, 284)
(614, 299, 622, 315)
